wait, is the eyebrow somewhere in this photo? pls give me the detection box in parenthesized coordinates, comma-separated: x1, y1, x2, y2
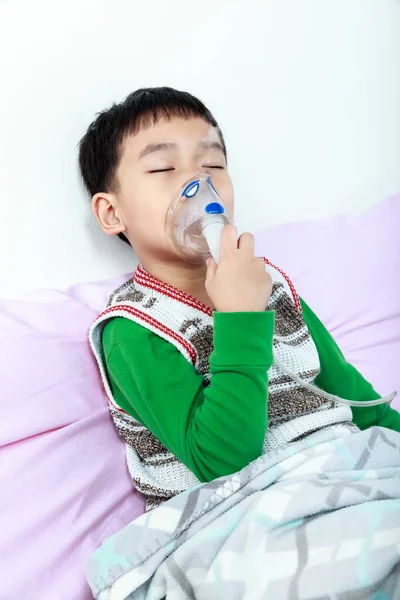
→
(138, 140, 225, 160)
(198, 141, 225, 154)
(138, 142, 177, 160)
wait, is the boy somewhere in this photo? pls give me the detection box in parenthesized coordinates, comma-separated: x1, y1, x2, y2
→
(79, 87, 400, 512)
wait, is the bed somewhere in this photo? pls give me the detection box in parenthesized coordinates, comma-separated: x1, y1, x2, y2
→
(1, 196, 399, 599)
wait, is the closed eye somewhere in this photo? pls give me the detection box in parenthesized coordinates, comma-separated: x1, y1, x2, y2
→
(203, 165, 225, 169)
(149, 168, 175, 173)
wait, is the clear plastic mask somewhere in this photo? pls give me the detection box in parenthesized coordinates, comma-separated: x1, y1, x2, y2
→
(166, 172, 231, 264)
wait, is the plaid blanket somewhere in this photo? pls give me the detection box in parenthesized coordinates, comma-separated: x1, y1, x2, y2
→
(86, 423, 400, 599)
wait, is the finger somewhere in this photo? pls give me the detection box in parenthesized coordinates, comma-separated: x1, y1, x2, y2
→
(219, 224, 238, 259)
(205, 257, 217, 282)
(237, 232, 255, 256)
(256, 257, 267, 271)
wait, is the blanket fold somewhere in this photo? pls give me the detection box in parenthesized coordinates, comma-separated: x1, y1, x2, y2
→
(86, 424, 400, 600)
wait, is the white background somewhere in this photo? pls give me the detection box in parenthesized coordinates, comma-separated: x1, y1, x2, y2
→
(1, 0, 399, 297)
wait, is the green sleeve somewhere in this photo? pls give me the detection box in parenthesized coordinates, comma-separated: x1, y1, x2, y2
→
(102, 311, 275, 482)
(301, 298, 400, 432)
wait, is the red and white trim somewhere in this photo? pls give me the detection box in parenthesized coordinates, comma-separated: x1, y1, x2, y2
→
(101, 382, 128, 415)
(263, 258, 302, 314)
(93, 304, 197, 366)
(134, 265, 213, 317)
(135, 261, 301, 316)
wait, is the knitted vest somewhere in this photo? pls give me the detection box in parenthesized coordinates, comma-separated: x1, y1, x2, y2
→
(89, 260, 353, 511)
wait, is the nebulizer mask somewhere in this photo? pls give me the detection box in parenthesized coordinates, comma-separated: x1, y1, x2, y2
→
(165, 172, 396, 412)
(166, 172, 231, 265)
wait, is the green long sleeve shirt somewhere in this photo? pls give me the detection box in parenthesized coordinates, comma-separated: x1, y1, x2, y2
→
(102, 298, 400, 482)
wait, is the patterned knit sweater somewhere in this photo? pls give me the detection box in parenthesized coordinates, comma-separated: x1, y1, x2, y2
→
(89, 260, 355, 510)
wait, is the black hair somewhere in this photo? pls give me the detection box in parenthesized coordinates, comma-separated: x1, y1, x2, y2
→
(78, 86, 227, 245)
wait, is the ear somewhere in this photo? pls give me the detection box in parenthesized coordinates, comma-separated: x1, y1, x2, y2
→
(91, 191, 127, 237)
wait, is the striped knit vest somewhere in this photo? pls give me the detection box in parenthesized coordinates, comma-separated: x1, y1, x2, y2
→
(89, 260, 354, 511)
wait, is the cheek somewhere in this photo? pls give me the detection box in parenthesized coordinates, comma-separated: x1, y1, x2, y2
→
(121, 183, 170, 238)
(131, 204, 167, 238)
(217, 178, 234, 219)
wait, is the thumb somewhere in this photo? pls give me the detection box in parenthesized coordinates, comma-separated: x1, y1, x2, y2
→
(205, 257, 217, 282)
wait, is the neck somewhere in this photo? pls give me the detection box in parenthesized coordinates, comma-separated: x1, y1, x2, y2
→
(139, 258, 213, 309)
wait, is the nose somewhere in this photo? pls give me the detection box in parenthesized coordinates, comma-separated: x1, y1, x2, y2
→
(180, 168, 205, 185)
(180, 152, 212, 181)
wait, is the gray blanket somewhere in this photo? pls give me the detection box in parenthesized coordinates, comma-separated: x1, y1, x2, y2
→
(86, 424, 400, 599)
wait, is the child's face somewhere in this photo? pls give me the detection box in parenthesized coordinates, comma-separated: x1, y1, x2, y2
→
(93, 117, 234, 263)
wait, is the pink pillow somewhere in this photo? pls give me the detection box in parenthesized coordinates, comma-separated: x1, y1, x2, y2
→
(1, 195, 398, 599)
(0, 277, 145, 600)
(255, 194, 400, 410)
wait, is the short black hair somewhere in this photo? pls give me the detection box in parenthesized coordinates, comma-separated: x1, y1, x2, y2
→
(78, 86, 227, 245)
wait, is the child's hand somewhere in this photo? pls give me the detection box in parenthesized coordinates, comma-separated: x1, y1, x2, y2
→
(205, 224, 272, 312)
